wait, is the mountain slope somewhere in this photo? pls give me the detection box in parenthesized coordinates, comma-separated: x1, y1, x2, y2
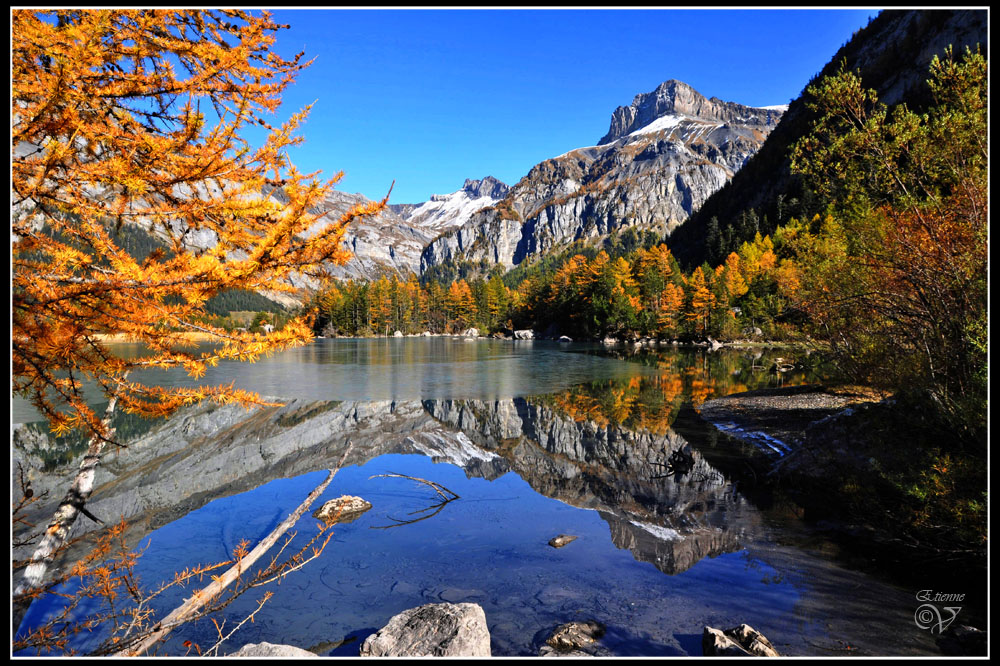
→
(273, 176, 509, 285)
(420, 80, 784, 274)
(666, 8, 989, 268)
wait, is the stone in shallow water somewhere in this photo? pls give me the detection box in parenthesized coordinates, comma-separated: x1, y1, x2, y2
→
(936, 625, 986, 656)
(548, 534, 578, 548)
(312, 495, 372, 526)
(544, 620, 606, 653)
(360, 602, 491, 657)
(228, 641, 317, 657)
(702, 624, 780, 657)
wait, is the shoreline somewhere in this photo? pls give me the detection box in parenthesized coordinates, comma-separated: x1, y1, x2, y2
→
(695, 384, 987, 628)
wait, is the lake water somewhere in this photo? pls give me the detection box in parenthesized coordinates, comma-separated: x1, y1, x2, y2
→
(13, 339, 944, 656)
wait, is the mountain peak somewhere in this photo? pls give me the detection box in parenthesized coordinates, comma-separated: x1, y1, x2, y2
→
(462, 176, 510, 200)
(598, 79, 783, 145)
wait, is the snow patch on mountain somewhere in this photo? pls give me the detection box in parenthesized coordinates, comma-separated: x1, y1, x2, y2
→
(627, 113, 686, 138)
(402, 177, 509, 236)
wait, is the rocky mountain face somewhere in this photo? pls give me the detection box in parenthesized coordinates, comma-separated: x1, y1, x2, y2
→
(395, 176, 510, 238)
(284, 176, 509, 284)
(420, 80, 783, 274)
(668, 8, 988, 267)
(292, 189, 430, 282)
(241, 176, 508, 290)
(599, 80, 784, 145)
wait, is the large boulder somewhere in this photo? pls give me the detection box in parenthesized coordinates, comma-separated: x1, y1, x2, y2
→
(703, 624, 779, 657)
(514, 329, 535, 340)
(461, 327, 480, 338)
(360, 602, 491, 657)
(229, 642, 317, 658)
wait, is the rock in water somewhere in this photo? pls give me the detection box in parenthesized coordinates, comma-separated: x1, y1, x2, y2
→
(312, 495, 372, 526)
(229, 642, 318, 658)
(514, 329, 535, 340)
(360, 602, 491, 657)
(548, 534, 578, 548)
(703, 624, 779, 657)
(542, 621, 606, 655)
(936, 625, 986, 656)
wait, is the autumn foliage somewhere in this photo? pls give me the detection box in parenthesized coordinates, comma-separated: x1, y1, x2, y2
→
(12, 9, 386, 441)
(789, 46, 987, 439)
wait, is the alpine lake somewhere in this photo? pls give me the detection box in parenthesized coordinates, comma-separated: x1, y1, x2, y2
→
(13, 338, 947, 657)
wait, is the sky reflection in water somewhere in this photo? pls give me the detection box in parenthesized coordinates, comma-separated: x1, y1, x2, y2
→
(14, 342, 936, 657)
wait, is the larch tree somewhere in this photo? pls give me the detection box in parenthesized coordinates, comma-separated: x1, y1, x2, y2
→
(789, 46, 987, 440)
(12, 9, 388, 599)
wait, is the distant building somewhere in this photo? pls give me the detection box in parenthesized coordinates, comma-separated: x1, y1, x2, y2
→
(261, 323, 274, 334)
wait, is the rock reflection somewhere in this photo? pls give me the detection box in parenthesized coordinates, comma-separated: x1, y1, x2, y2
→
(426, 385, 760, 575)
(16, 373, 761, 581)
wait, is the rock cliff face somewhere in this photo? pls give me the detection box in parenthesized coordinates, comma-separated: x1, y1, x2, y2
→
(292, 189, 431, 282)
(285, 177, 509, 283)
(420, 80, 783, 273)
(398, 177, 510, 238)
(599, 79, 784, 145)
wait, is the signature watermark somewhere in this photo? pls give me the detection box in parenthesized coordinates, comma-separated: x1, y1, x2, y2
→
(913, 590, 964, 633)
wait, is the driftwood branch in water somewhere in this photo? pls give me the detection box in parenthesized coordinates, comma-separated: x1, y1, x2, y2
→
(369, 472, 460, 500)
(116, 445, 353, 656)
(368, 472, 460, 530)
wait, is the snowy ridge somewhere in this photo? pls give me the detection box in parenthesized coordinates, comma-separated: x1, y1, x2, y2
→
(402, 177, 509, 236)
(406, 191, 500, 234)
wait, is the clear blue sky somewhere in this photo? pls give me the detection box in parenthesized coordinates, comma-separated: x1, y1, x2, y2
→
(259, 8, 879, 204)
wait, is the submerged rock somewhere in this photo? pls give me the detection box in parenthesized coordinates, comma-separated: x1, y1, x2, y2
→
(702, 624, 779, 657)
(229, 642, 318, 658)
(548, 534, 578, 548)
(543, 620, 606, 654)
(936, 625, 986, 656)
(312, 495, 372, 526)
(360, 602, 491, 657)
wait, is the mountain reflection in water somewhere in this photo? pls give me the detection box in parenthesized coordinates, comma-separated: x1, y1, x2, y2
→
(14, 347, 935, 657)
